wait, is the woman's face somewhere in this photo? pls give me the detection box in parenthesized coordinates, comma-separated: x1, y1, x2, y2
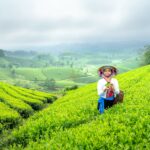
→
(103, 68, 112, 77)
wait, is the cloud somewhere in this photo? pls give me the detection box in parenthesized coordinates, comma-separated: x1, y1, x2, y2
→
(0, 0, 150, 49)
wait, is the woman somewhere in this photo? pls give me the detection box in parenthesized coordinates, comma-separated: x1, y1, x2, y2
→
(97, 65, 120, 114)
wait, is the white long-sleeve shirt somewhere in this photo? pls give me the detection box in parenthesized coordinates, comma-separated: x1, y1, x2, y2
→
(97, 78, 120, 98)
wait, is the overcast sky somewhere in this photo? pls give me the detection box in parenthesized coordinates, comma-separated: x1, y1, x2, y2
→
(0, 0, 150, 49)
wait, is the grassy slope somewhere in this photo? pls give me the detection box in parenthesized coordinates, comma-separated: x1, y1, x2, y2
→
(0, 57, 141, 90)
(0, 81, 57, 134)
(0, 67, 84, 81)
(2, 65, 150, 149)
(0, 67, 88, 91)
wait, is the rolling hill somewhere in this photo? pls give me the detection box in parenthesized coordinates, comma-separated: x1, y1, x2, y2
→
(1, 65, 150, 149)
(0, 48, 142, 92)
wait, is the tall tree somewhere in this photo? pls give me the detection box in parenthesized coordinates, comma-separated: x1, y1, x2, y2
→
(0, 49, 5, 57)
(142, 46, 150, 65)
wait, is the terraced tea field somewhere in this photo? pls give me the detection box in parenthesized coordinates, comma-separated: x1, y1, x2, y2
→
(0, 82, 57, 133)
(1, 65, 150, 149)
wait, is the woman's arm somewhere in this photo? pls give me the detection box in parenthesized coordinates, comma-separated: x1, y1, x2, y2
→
(97, 80, 107, 96)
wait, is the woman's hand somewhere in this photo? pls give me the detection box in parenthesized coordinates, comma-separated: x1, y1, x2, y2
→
(110, 84, 115, 91)
(103, 84, 115, 92)
(103, 87, 109, 92)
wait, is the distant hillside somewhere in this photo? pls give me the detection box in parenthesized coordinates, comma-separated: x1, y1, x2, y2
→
(0, 47, 142, 92)
(1, 64, 150, 149)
